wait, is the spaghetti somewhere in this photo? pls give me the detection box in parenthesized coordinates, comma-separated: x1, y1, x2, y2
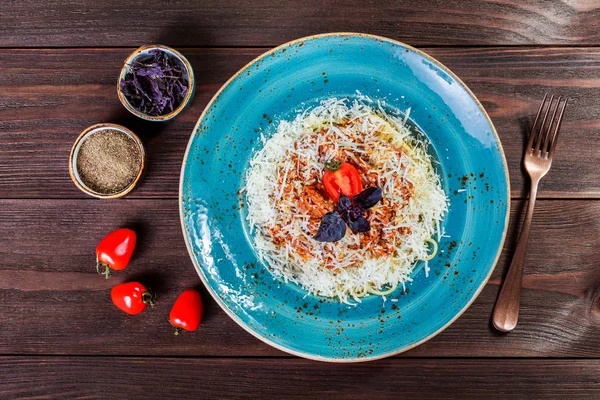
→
(245, 98, 447, 303)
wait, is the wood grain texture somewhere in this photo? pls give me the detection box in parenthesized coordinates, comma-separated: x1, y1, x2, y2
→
(1, 199, 599, 357)
(1, 1, 600, 47)
(1, 1, 598, 396)
(0, 47, 599, 199)
(2, 357, 600, 399)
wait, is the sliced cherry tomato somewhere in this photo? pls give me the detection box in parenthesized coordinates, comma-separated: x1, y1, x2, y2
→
(322, 161, 363, 202)
(111, 282, 155, 315)
(96, 228, 137, 279)
(169, 289, 203, 335)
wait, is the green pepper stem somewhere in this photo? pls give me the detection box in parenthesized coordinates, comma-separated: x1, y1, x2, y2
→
(95, 258, 111, 279)
(141, 291, 156, 307)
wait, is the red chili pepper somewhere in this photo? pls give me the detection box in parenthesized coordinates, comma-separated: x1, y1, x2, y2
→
(96, 228, 137, 279)
(169, 289, 204, 335)
(111, 282, 155, 315)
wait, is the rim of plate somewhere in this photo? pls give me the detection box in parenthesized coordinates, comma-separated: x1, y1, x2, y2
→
(178, 32, 511, 362)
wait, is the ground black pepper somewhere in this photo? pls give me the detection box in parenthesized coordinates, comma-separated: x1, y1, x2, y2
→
(76, 129, 141, 194)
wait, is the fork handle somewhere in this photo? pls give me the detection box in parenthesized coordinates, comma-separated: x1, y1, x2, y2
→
(492, 179, 540, 332)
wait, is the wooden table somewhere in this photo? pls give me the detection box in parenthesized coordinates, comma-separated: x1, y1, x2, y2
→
(1, 1, 600, 398)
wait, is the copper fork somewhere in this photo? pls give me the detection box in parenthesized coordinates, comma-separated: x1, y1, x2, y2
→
(492, 94, 568, 333)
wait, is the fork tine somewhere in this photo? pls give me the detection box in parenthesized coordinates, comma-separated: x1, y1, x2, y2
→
(547, 97, 568, 159)
(527, 93, 548, 152)
(533, 94, 554, 154)
(541, 96, 561, 157)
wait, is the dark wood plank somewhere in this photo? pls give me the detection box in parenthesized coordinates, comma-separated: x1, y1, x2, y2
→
(3, 357, 600, 399)
(1, 1, 600, 47)
(0, 199, 270, 357)
(0, 47, 599, 199)
(1, 199, 599, 357)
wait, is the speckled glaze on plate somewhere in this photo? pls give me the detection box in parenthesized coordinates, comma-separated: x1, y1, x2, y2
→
(180, 33, 509, 362)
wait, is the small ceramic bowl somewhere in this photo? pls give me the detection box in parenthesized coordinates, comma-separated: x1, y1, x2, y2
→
(117, 44, 195, 121)
(69, 123, 146, 199)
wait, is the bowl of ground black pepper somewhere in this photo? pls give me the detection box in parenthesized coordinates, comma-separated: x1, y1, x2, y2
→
(118, 45, 195, 121)
(69, 123, 145, 199)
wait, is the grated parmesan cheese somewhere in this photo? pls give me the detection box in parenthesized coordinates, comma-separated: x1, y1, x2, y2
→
(245, 98, 448, 303)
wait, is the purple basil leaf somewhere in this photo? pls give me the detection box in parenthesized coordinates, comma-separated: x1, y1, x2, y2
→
(338, 194, 351, 213)
(353, 186, 383, 209)
(345, 203, 365, 221)
(347, 213, 370, 233)
(313, 211, 346, 243)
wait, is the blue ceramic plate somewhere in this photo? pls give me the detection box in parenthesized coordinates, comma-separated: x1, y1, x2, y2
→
(180, 33, 509, 362)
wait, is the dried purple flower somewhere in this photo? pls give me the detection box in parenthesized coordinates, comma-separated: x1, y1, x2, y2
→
(120, 49, 189, 117)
